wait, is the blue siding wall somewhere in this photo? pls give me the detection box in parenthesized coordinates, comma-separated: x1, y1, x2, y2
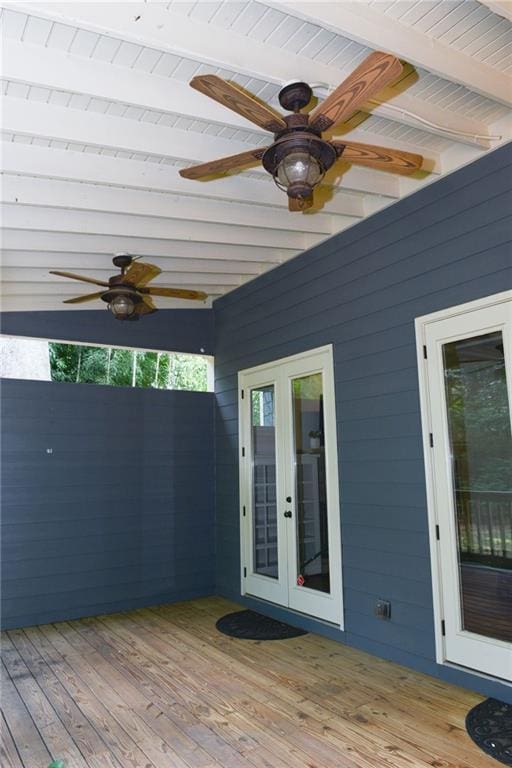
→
(213, 143, 512, 702)
(1, 308, 215, 629)
(0, 308, 214, 355)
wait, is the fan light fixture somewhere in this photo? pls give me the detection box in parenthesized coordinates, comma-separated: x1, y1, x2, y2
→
(49, 253, 208, 318)
(179, 54, 424, 212)
(109, 293, 136, 319)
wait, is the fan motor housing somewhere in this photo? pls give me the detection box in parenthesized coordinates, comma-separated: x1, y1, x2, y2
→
(100, 284, 142, 306)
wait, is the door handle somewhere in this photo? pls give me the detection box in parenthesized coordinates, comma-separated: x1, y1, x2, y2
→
(284, 510, 292, 518)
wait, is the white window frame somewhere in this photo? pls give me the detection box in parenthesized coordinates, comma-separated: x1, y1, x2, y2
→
(415, 290, 512, 672)
(238, 344, 344, 628)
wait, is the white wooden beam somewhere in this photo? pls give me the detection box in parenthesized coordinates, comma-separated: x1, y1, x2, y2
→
(263, 1, 512, 107)
(0, 296, 214, 312)
(1, 38, 264, 135)
(479, 1, 512, 23)
(0, 254, 264, 276)
(1, 200, 307, 250)
(1, 229, 292, 265)
(9, 2, 496, 145)
(2, 96, 400, 197)
(2, 138, 396, 205)
(0, 174, 339, 234)
(1, 269, 245, 288)
(3, 281, 235, 296)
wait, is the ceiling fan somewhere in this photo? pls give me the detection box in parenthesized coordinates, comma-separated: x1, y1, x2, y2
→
(50, 253, 207, 320)
(179, 52, 423, 211)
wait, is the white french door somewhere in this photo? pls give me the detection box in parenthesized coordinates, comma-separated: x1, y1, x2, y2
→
(417, 292, 512, 681)
(239, 346, 343, 626)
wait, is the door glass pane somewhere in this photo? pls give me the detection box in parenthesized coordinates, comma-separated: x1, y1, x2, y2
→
(251, 386, 278, 579)
(292, 373, 330, 593)
(443, 331, 512, 643)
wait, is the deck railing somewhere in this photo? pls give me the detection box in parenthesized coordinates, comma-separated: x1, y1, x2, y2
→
(457, 489, 512, 567)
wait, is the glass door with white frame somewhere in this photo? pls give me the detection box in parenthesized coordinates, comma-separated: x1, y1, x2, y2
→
(420, 295, 512, 681)
(239, 346, 343, 626)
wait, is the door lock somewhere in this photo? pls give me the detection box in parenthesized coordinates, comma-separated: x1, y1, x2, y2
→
(286, 496, 292, 503)
(284, 510, 292, 518)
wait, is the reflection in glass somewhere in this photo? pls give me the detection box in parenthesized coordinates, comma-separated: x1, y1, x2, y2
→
(443, 332, 512, 643)
(292, 373, 330, 593)
(251, 386, 278, 578)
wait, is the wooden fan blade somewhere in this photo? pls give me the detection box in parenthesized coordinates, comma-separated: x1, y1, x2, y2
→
(179, 147, 268, 180)
(62, 291, 105, 304)
(50, 270, 109, 287)
(190, 74, 286, 133)
(288, 196, 314, 212)
(309, 52, 403, 132)
(145, 287, 208, 301)
(333, 140, 422, 175)
(134, 295, 158, 316)
(124, 261, 161, 287)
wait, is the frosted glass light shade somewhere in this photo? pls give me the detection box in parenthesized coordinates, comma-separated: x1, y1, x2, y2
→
(276, 151, 322, 188)
(109, 294, 135, 319)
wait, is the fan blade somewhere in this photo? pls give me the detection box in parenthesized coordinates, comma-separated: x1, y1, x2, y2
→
(309, 52, 403, 132)
(50, 270, 109, 287)
(288, 196, 314, 212)
(124, 261, 161, 287)
(180, 147, 268, 180)
(190, 74, 286, 133)
(333, 140, 422, 175)
(144, 287, 208, 301)
(62, 291, 105, 304)
(134, 295, 158, 316)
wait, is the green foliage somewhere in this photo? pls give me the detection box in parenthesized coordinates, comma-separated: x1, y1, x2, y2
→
(48, 343, 208, 392)
(445, 344, 512, 492)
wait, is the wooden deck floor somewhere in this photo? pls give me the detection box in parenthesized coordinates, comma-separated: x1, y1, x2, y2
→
(0, 596, 497, 768)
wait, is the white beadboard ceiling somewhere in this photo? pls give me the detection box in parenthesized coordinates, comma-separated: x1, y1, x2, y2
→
(1, 0, 511, 312)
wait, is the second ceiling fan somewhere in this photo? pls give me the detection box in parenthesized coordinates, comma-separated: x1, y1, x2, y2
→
(180, 52, 423, 211)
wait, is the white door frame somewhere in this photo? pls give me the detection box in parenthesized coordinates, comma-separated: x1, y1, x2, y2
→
(238, 345, 344, 627)
(415, 290, 512, 679)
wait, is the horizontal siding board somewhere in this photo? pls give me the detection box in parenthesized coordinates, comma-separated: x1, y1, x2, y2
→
(214, 143, 512, 703)
(0, 587, 214, 631)
(0, 308, 214, 354)
(218, 237, 511, 360)
(1, 374, 215, 628)
(215, 155, 512, 314)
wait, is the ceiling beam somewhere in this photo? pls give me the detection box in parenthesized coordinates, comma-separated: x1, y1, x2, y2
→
(2, 135, 397, 205)
(9, 2, 496, 145)
(1, 229, 292, 266)
(478, 1, 512, 23)
(0, 296, 214, 312)
(2, 202, 307, 250)
(0, 174, 338, 235)
(0, 257, 265, 277)
(263, 1, 512, 108)
(1, 38, 264, 135)
(1, 270, 246, 288)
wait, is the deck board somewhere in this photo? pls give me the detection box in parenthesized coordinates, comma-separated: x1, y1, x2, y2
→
(0, 597, 498, 767)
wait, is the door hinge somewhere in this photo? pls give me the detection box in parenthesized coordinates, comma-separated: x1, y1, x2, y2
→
(242, 505, 246, 517)
(435, 524, 440, 541)
(429, 433, 434, 447)
(423, 345, 427, 359)
(241, 446, 245, 457)
(241, 389, 244, 399)
(243, 567, 247, 578)
(441, 619, 446, 636)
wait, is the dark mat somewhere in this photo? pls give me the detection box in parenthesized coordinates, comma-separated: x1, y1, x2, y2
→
(466, 698, 512, 766)
(216, 609, 307, 640)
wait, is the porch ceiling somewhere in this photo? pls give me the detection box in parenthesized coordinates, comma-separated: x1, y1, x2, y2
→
(1, 1, 511, 312)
